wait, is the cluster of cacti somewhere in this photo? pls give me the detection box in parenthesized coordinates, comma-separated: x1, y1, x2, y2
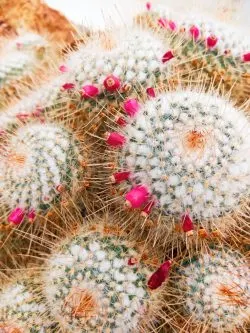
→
(137, 2, 250, 105)
(0, 1, 250, 333)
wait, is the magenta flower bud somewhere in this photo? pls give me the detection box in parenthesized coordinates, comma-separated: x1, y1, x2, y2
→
(146, 87, 156, 98)
(27, 209, 36, 223)
(123, 98, 140, 117)
(103, 75, 121, 92)
(125, 186, 149, 208)
(162, 50, 175, 63)
(81, 85, 99, 98)
(106, 132, 126, 147)
(243, 52, 250, 62)
(59, 65, 69, 73)
(61, 83, 75, 90)
(189, 25, 200, 40)
(206, 35, 218, 49)
(7, 208, 25, 225)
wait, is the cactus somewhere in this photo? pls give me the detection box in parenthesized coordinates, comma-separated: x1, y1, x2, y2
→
(0, 32, 51, 104)
(0, 121, 83, 226)
(0, 275, 54, 333)
(105, 88, 250, 235)
(43, 221, 166, 332)
(0, 26, 175, 132)
(176, 247, 250, 331)
(136, 4, 250, 105)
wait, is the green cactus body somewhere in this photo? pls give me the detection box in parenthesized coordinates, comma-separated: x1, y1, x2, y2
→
(44, 225, 161, 332)
(177, 248, 250, 331)
(0, 122, 81, 225)
(0, 277, 53, 333)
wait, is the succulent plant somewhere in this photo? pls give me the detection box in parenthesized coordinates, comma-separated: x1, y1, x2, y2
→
(0, 122, 82, 226)
(0, 32, 50, 99)
(43, 221, 167, 332)
(0, 26, 175, 132)
(176, 247, 250, 331)
(105, 88, 250, 235)
(136, 4, 250, 105)
(0, 275, 54, 333)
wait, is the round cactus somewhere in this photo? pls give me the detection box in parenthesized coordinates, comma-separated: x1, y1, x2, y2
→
(0, 26, 176, 132)
(137, 4, 250, 105)
(43, 222, 167, 332)
(0, 275, 54, 333)
(106, 88, 250, 234)
(0, 32, 50, 100)
(176, 247, 250, 331)
(0, 122, 82, 226)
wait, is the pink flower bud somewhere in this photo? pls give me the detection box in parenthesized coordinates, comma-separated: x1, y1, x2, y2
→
(168, 20, 176, 31)
(61, 83, 75, 90)
(110, 171, 130, 184)
(189, 25, 200, 40)
(8, 208, 25, 225)
(243, 52, 250, 62)
(123, 98, 140, 117)
(106, 132, 126, 147)
(81, 85, 99, 98)
(181, 212, 194, 235)
(27, 209, 36, 223)
(146, 87, 156, 98)
(146, 2, 151, 10)
(158, 18, 168, 28)
(103, 75, 121, 92)
(59, 65, 69, 73)
(115, 116, 127, 127)
(125, 186, 149, 208)
(162, 50, 174, 63)
(206, 35, 218, 48)
(148, 260, 172, 289)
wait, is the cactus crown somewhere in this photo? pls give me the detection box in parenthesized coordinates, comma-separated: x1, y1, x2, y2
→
(0, 122, 81, 223)
(44, 223, 161, 332)
(178, 248, 250, 331)
(109, 89, 250, 222)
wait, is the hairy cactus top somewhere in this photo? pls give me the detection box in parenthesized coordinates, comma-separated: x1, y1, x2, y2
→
(0, 32, 48, 89)
(0, 27, 174, 132)
(138, 4, 250, 104)
(177, 248, 250, 331)
(43, 223, 164, 332)
(0, 277, 52, 333)
(0, 122, 81, 225)
(107, 89, 250, 227)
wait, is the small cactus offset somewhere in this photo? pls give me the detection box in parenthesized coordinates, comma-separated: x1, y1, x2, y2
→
(137, 3, 250, 105)
(175, 247, 250, 331)
(0, 121, 83, 226)
(105, 88, 250, 237)
(0, 32, 51, 100)
(43, 221, 167, 332)
(0, 275, 54, 332)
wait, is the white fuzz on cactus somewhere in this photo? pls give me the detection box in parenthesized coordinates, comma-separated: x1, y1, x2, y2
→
(177, 248, 250, 331)
(107, 89, 250, 226)
(0, 122, 81, 225)
(0, 32, 48, 89)
(44, 223, 164, 332)
(0, 277, 52, 333)
(138, 4, 250, 104)
(0, 27, 173, 132)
